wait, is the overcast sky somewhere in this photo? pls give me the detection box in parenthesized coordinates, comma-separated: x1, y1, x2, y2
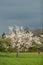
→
(0, 0, 43, 34)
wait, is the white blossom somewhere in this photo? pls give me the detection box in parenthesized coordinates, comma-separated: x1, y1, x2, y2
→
(6, 25, 42, 51)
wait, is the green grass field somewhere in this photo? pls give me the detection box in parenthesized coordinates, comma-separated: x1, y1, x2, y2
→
(0, 52, 43, 65)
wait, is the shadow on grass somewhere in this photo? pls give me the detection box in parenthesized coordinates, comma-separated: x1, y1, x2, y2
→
(0, 54, 12, 58)
(0, 52, 43, 58)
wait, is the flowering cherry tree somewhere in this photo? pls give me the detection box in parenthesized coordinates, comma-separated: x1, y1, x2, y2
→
(6, 25, 42, 56)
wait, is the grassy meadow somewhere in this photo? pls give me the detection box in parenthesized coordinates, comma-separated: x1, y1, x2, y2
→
(0, 52, 43, 65)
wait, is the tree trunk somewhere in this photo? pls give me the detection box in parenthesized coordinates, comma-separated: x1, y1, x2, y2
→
(16, 48, 19, 57)
(37, 48, 40, 54)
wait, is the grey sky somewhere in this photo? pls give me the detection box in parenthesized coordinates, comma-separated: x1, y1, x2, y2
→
(0, 0, 43, 34)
